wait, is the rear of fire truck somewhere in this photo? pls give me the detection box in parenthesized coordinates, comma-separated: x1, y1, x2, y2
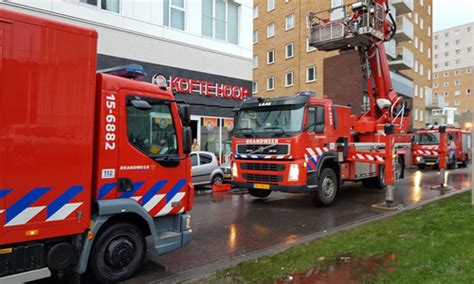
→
(232, 0, 410, 207)
(0, 9, 193, 283)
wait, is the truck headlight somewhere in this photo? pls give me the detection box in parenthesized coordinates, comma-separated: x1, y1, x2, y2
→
(232, 162, 239, 178)
(288, 164, 300, 181)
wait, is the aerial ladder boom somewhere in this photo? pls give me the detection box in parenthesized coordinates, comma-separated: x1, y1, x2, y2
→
(309, 0, 410, 134)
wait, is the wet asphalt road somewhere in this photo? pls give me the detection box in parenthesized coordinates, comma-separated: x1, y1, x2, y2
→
(126, 166, 472, 283)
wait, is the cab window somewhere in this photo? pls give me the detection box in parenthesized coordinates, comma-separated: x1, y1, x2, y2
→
(307, 105, 325, 133)
(127, 96, 178, 158)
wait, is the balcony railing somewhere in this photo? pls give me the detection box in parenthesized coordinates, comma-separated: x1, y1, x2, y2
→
(425, 91, 447, 109)
(394, 15, 414, 42)
(390, 0, 414, 15)
(389, 46, 413, 70)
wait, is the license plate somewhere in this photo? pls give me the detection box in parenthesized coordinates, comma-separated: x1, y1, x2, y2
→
(254, 183, 270, 190)
(426, 162, 435, 166)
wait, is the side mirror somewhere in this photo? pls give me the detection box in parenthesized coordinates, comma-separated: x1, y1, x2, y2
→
(130, 99, 152, 110)
(179, 104, 191, 126)
(182, 126, 192, 154)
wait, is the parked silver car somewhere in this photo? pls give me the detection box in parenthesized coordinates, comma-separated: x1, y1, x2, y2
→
(191, 151, 224, 186)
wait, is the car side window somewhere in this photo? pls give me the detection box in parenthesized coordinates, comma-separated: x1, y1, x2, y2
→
(199, 154, 213, 165)
(191, 154, 198, 166)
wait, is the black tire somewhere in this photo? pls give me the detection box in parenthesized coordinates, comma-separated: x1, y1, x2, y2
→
(397, 156, 405, 179)
(211, 174, 223, 185)
(90, 223, 146, 284)
(248, 188, 272, 198)
(310, 168, 338, 206)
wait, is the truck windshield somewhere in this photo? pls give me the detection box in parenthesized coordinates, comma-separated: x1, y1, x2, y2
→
(127, 97, 178, 157)
(234, 104, 305, 138)
(414, 133, 440, 145)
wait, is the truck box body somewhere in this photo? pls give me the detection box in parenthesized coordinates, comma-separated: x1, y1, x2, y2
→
(0, 9, 97, 245)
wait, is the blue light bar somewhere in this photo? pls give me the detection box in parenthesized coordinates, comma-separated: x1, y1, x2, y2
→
(297, 91, 316, 97)
(98, 64, 146, 79)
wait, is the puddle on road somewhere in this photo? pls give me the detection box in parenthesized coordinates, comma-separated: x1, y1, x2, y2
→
(275, 253, 396, 284)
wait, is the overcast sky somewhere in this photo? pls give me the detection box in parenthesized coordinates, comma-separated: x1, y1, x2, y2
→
(433, 0, 474, 31)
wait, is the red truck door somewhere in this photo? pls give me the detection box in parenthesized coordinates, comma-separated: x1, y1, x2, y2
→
(95, 80, 190, 217)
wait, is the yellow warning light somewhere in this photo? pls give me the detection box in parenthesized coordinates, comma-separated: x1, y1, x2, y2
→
(25, 230, 39, 237)
(87, 230, 94, 240)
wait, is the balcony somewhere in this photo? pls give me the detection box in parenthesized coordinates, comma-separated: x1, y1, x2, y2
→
(385, 39, 397, 59)
(425, 91, 446, 109)
(394, 15, 414, 42)
(390, 0, 414, 15)
(389, 46, 414, 71)
(391, 71, 413, 98)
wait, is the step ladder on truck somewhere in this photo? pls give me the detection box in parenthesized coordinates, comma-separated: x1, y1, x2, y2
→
(0, 9, 194, 284)
(231, 0, 412, 207)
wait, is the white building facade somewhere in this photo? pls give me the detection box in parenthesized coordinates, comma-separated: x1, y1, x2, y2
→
(1, 0, 253, 162)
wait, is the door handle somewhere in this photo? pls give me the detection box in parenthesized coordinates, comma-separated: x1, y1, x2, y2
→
(117, 178, 134, 193)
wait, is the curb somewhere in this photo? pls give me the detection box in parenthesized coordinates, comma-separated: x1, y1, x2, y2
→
(154, 187, 471, 284)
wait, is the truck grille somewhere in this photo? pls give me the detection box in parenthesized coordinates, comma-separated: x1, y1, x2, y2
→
(237, 144, 289, 155)
(241, 163, 285, 172)
(243, 173, 283, 183)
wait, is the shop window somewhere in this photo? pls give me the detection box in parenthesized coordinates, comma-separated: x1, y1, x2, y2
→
(202, 0, 239, 44)
(79, 0, 119, 13)
(200, 117, 220, 160)
(164, 0, 185, 30)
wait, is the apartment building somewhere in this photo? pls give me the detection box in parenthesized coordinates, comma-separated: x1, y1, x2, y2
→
(252, 0, 432, 128)
(431, 22, 474, 124)
(1, 0, 253, 163)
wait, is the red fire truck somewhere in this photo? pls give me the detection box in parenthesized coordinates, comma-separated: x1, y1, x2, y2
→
(413, 128, 472, 169)
(232, 0, 411, 206)
(0, 10, 193, 283)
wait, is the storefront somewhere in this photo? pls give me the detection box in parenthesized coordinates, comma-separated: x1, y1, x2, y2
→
(98, 54, 251, 164)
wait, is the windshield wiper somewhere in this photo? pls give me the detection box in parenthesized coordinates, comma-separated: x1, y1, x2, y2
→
(261, 126, 289, 137)
(235, 127, 257, 137)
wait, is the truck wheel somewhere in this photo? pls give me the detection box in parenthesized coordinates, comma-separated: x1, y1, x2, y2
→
(397, 156, 405, 179)
(310, 168, 337, 206)
(248, 188, 271, 198)
(90, 223, 146, 283)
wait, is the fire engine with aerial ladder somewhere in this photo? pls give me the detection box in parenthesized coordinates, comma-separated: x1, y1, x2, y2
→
(231, 0, 412, 207)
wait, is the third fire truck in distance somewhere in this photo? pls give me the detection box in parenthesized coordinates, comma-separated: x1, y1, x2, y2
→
(231, 0, 412, 206)
(413, 127, 472, 169)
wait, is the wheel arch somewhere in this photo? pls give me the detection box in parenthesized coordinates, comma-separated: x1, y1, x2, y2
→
(317, 153, 341, 189)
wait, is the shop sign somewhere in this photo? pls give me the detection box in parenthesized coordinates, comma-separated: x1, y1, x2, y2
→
(152, 74, 249, 101)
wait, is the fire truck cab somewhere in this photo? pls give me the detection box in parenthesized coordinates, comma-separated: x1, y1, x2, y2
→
(413, 128, 472, 169)
(0, 9, 193, 283)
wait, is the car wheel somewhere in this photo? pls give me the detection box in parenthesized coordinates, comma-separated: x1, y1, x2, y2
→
(248, 188, 272, 198)
(90, 223, 146, 284)
(212, 174, 223, 185)
(310, 168, 337, 206)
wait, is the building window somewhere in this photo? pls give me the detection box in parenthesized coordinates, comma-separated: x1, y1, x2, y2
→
(267, 49, 275, 64)
(467, 89, 472, 95)
(79, 0, 120, 13)
(444, 51, 449, 57)
(419, 0, 423, 7)
(467, 68, 473, 74)
(455, 90, 461, 96)
(434, 44, 438, 50)
(434, 63, 439, 69)
(285, 42, 294, 59)
(414, 108, 418, 121)
(420, 87, 424, 98)
(306, 37, 316, 52)
(252, 81, 258, 94)
(434, 73, 438, 79)
(444, 71, 449, 77)
(445, 42, 449, 47)
(455, 80, 461, 86)
(267, 22, 275, 38)
(428, 4, 432, 15)
(428, 48, 431, 58)
(306, 66, 317, 82)
(445, 32, 449, 37)
(468, 26, 472, 32)
(253, 30, 258, 44)
(414, 36, 418, 48)
(414, 60, 418, 73)
(414, 84, 418, 97)
(455, 39, 461, 45)
(414, 13, 418, 25)
(455, 59, 461, 65)
(433, 83, 438, 89)
(428, 26, 431, 37)
(164, 0, 185, 30)
(455, 49, 461, 55)
(420, 110, 424, 122)
(455, 99, 460, 106)
(428, 70, 431, 80)
(444, 61, 449, 67)
(420, 41, 424, 53)
(468, 47, 473, 53)
(267, 0, 275, 11)
(330, 0, 344, 20)
(444, 91, 449, 97)
(454, 69, 460, 76)
(420, 64, 424, 76)
(420, 17, 424, 29)
(202, 0, 239, 44)
(253, 55, 258, 69)
(253, 5, 259, 19)
(444, 82, 449, 87)
(285, 71, 294, 87)
(267, 76, 275, 91)
(285, 14, 295, 30)
(435, 34, 439, 40)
